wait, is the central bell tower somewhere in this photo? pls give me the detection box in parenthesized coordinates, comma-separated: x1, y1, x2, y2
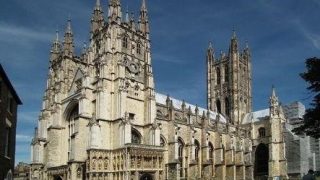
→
(207, 33, 252, 124)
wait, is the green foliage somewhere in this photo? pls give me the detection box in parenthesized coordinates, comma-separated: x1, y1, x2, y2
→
(292, 57, 320, 139)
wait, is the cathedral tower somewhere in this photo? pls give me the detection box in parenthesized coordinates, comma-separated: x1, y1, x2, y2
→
(207, 32, 252, 124)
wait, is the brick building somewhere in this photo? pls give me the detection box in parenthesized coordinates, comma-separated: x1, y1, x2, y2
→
(0, 64, 22, 180)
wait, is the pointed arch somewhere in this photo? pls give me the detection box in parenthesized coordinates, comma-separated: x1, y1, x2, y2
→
(254, 143, 269, 177)
(216, 99, 221, 114)
(208, 142, 214, 161)
(216, 67, 221, 85)
(194, 139, 200, 162)
(225, 97, 230, 117)
(131, 128, 142, 144)
(122, 34, 129, 48)
(160, 135, 166, 147)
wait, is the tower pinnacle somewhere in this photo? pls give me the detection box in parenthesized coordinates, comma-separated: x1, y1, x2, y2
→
(50, 30, 61, 62)
(91, 0, 104, 34)
(108, 0, 122, 23)
(139, 0, 149, 35)
(63, 18, 74, 56)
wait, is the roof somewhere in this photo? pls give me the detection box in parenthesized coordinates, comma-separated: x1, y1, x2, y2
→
(0, 64, 22, 105)
(242, 108, 269, 124)
(155, 92, 227, 123)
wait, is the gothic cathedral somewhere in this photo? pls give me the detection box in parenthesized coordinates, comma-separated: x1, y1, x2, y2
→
(31, 0, 289, 179)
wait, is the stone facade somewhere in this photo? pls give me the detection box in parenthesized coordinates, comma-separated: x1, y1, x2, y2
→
(30, 0, 295, 180)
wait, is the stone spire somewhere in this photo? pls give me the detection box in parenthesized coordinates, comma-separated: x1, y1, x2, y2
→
(269, 86, 280, 117)
(207, 42, 214, 62)
(108, 0, 122, 23)
(229, 30, 238, 54)
(244, 40, 250, 56)
(63, 18, 74, 57)
(91, 0, 104, 34)
(139, 0, 149, 35)
(50, 30, 61, 62)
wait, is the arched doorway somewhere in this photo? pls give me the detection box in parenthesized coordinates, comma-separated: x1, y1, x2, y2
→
(254, 143, 269, 179)
(53, 176, 63, 180)
(140, 173, 153, 180)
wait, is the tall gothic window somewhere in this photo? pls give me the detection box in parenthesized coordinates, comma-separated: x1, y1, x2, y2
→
(178, 138, 184, 178)
(224, 65, 229, 83)
(136, 42, 142, 54)
(68, 105, 78, 160)
(208, 142, 214, 161)
(225, 98, 230, 117)
(131, 129, 141, 144)
(258, 128, 266, 137)
(216, 67, 221, 85)
(195, 140, 200, 162)
(122, 36, 128, 48)
(216, 99, 221, 114)
(160, 136, 166, 147)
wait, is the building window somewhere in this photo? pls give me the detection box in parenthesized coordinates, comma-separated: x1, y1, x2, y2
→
(258, 128, 266, 137)
(224, 65, 229, 83)
(178, 138, 184, 178)
(160, 136, 166, 147)
(195, 140, 200, 162)
(137, 43, 142, 54)
(122, 36, 128, 48)
(7, 97, 14, 114)
(216, 99, 221, 114)
(216, 67, 221, 85)
(225, 97, 230, 117)
(5, 127, 11, 157)
(131, 129, 141, 144)
(209, 142, 214, 161)
(68, 105, 79, 160)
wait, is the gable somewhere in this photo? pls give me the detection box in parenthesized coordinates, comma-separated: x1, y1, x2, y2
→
(68, 68, 84, 96)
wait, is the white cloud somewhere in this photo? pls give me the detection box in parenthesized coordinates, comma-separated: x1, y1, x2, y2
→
(0, 22, 53, 43)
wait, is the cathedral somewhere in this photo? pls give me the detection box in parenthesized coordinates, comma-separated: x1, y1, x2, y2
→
(30, 0, 292, 179)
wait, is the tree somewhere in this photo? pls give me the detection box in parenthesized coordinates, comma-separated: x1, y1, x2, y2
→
(292, 57, 320, 139)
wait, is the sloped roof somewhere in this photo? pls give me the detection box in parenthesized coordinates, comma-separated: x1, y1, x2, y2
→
(0, 64, 22, 105)
(242, 108, 269, 124)
(155, 92, 227, 123)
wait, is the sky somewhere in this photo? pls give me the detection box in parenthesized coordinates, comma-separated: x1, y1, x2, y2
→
(1, 0, 320, 164)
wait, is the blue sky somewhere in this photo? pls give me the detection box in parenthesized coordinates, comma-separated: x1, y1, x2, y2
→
(1, 0, 320, 164)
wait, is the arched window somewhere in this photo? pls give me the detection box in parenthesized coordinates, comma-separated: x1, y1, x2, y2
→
(122, 36, 128, 48)
(195, 140, 200, 162)
(255, 143, 269, 176)
(178, 138, 184, 177)
(216, 99, 221, 114)
(136, 42, 142, 54)
(216, 67, 221, 85)
(68, 104, 78, 160)
(208, 142, 214, 161)
(224, 65, 229, 83)
(131, 128, 141, 144)
(160, 136, 166, 147)
(258, 128, 266, 137)
(225, 97, 230, 117)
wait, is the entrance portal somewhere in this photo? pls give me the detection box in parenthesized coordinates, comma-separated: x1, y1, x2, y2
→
(254, 143, 269, 180)
(53, 175, 63, 180)
(140, 173, 153, 180)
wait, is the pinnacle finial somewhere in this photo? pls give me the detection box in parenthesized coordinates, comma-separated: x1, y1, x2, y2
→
(125, 6, 129, 23)
(66, 16, 72, 33)
(96, 0, 101, 6)
(141, 0, 147, 10)
(55, 30, 59, 42)
(208, 41, 213, 49)
(271, 85, 276, 97)
(232, 29, 237, 39)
